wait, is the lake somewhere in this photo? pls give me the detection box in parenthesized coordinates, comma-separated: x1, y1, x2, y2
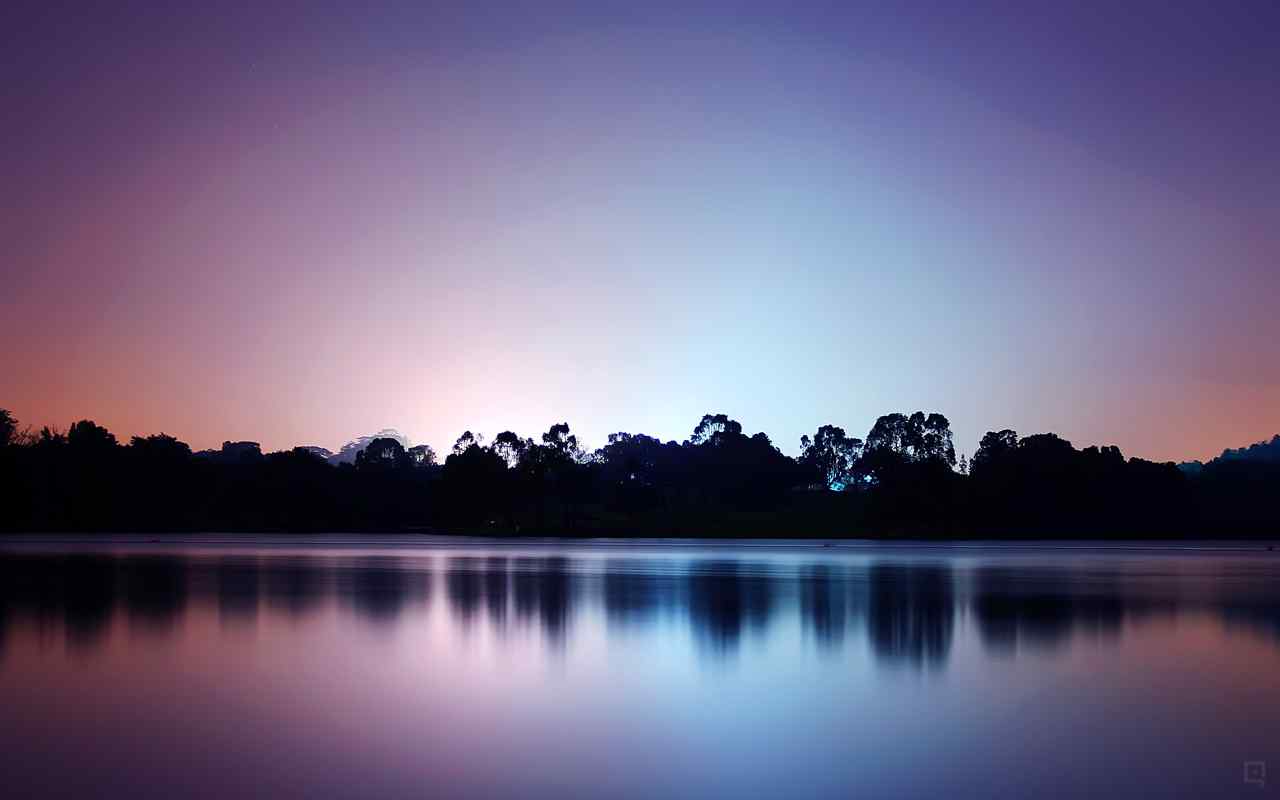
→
(1, 536, 1278, 799)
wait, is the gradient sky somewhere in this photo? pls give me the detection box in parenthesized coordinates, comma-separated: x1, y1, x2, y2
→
(3, 1, 1277, 461)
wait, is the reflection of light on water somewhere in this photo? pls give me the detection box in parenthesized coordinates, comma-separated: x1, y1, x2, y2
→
(3, 545, 1280, 663)
(2, 541, 1280, 799)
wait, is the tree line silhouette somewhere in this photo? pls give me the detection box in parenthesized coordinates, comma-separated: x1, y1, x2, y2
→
(0, 407, 1275, 536)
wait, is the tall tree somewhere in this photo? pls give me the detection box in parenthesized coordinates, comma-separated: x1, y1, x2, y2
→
(865, 412, 955, 466)
(541, 422, 584, 463)
(67, 420, 118, 453)
(452, 431, 483, 457)
(689, 414, 742, 447)
(355, 437, 409, 470)
(0, 409, 16, 447)
(800, 425, 864, 490)
(972, 429, 1018, 476)
(491, 431, 530, 469)
(407, 444, 437, 467)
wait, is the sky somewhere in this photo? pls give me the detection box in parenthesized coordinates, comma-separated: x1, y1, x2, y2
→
(2, 0, 1277, 462)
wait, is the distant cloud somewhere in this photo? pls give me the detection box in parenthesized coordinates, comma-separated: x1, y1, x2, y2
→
(324, 430, 411, 465)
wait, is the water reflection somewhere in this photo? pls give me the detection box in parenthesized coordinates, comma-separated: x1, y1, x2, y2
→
(513, 557, 572, 644)
(484, 556, 509, 629)
(867, 564, 954, 668)
(217, 558, 260, 625)
(972, 566, 1132, 654)
(339, 558, 430, 623)
(799, 564, 847, 649)
(122, 557, 188, 632)
(2, 548, 1280, 668)
(1223, 601, 1280, 642)
(688, 561, 774, 655)
(262, 557, 326, 618)
(61, 555, 117, 646)
(602, 558, 681, 630)
(446, 557, 484, 627)
(3, 543, 1279, 800)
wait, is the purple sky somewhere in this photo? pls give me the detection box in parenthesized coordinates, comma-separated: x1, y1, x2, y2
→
(3, 1, 1277, 461)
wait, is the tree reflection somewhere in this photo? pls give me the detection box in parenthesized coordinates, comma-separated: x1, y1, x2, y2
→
(867, 563, 954, 668)
(1222, 599, 1280, 642)
(0, 555, 64, 635)
(60, 556, 117, 646)
(535, 557, 572, 644)
(262, 557, 327, 619)
(484, 556, 509, 629)
(342, 558, 428, 623)
(4, 549, 1280, 669)
(687, 560, 774, 656)
(446, 557, 484, 628)
(121, 557, 187, 631)
(972, 567, 1148, 654)
(512, 557, 573, 645)
(217, 558, 260, 625)
(603, 559, 679, 630)
(799, 564, 847, 649)
(0, 554, 117, 650)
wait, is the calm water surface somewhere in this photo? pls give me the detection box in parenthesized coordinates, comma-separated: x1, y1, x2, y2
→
(2, 536, 1279, 799)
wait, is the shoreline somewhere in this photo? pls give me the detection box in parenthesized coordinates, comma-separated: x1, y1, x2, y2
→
(1, 531, 1276, 553)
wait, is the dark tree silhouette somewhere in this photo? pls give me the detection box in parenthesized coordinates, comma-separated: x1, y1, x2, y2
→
(407, 444, 437, 467)
(67, 420, 117, 452)
(355, 437, 409, 470)
(491, 431, 530, 469)
(688, 413, 742, 447)
(799, 425, 864, 490)
(0, 409, 16, 448)
(442, 433, 508, 526)
(0, 403, 1273, 537)
(593, 432, 679, 514)
(972, 429, 1018, 476)
(541, 422, 583, 462)
(865, 412, 955, 467)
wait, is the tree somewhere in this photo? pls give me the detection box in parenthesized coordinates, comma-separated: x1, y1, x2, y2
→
(860, 412, 961, 530)
(201, 441, 264, 464)
(67, 420, 118, 453)
(1016, 432, 1076, 463)
(0, 409, 16, 447)
(595, 432, 669, 479)
(442, 436, 509, 525)
(689, 414, 742, 447)
(355, 437, 409, 470)
(799, 425, 864, 490)
(865, 413, 911, 458)
(328, 429, 409, 465)
(681, 415, 800, 509)
(592, 432, 680, 512)
(36, 427, 65, 447)
(865, 412, 954, 466)
(916, 413, 957, 467)
(129, 433, 193, 462)
(972, 429, 1018, 476)
(452, 431, 483, 457)
(541, 422, 584, 463)
(491, 431, 531, 469)
(407, 444, 437, 468)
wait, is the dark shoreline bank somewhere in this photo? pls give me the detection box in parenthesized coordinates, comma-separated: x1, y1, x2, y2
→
(4, 411, 1277, 542)
(2, 530, 1276, 547)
